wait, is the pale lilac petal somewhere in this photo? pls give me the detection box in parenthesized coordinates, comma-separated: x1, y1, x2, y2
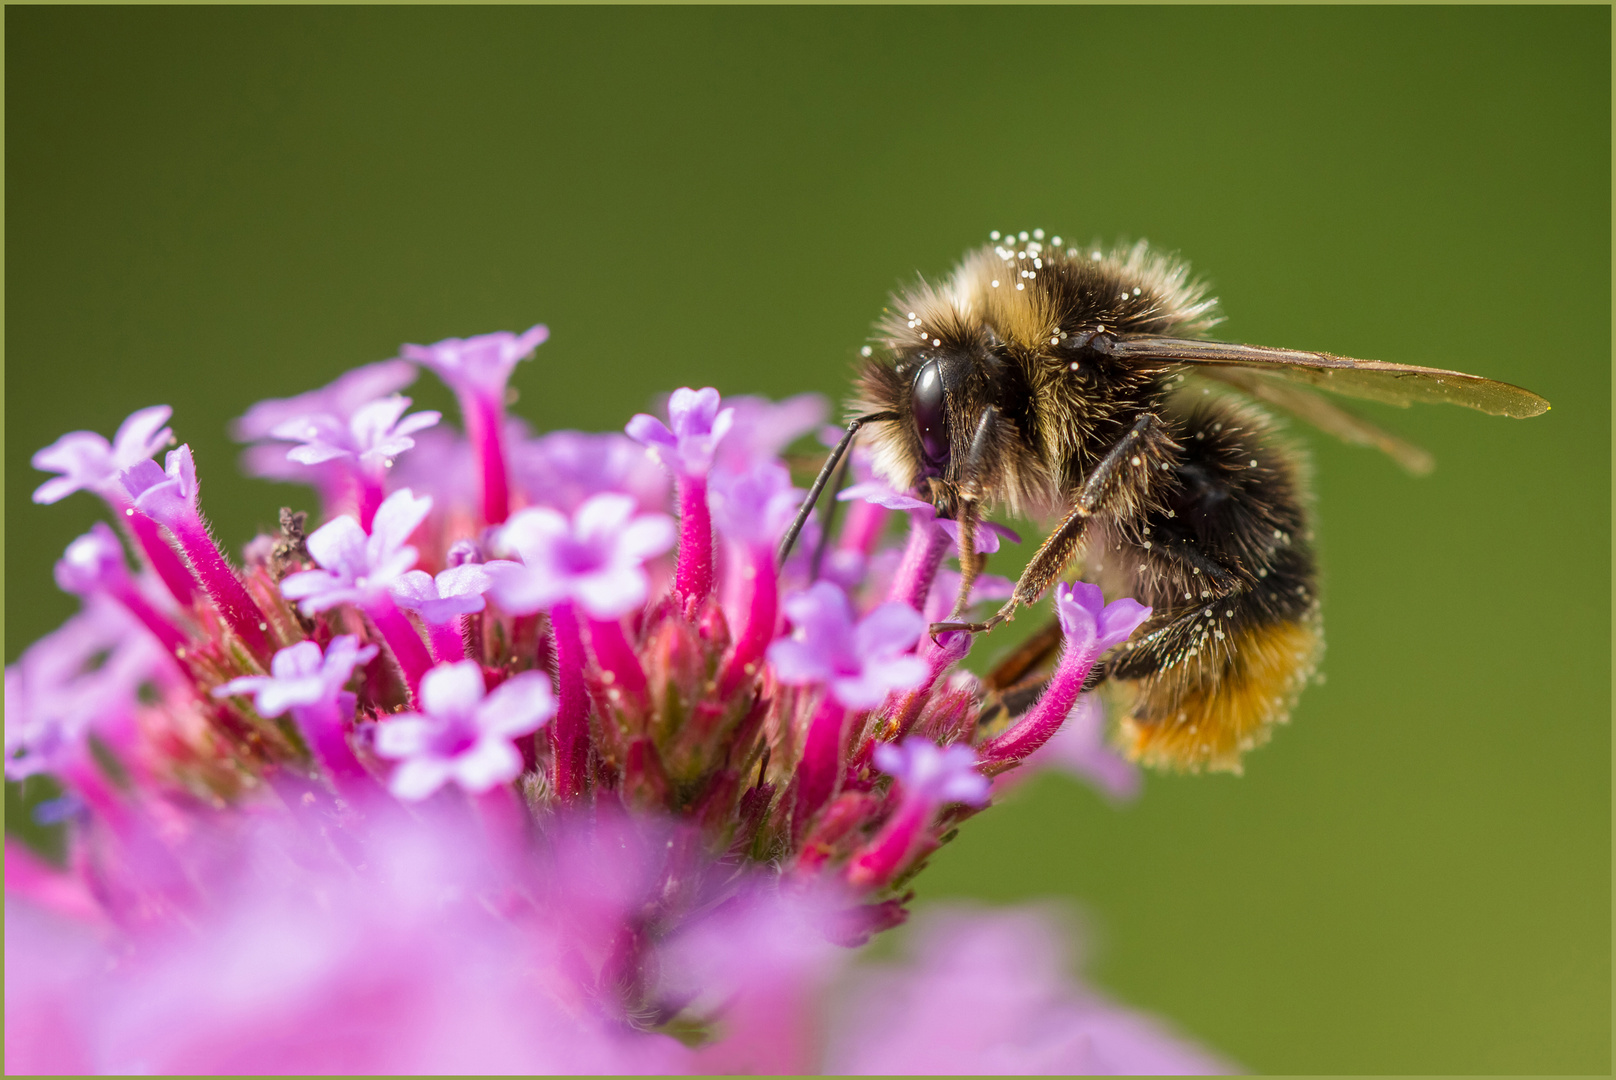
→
(366, 547, 422, 592)
(32, 474, 90, 505)
(514, 323, 550, 356)
(478, 672, 555, 737)
(269, 640, 326, 681)
(391, 409, 442, 439)
(573, 492, 637, 539)
(572, 568, 649, 620)
(54, 523, 127, 596)
(213, 674, 273, 700)
(368, 489, 433, 561)
(254, 677, 328, 717)
(483, 562, 565, 616)
(825, 906, 1234, 1074)
(278, 569, 354, 611)
(834, 654, 926, 707)
(715, 393, 828, 472)
(373, 716, 435, 758)
(936, 518, 1019, 555)
(448, 739, 524, 794)
(231, 359, 418, 441)
(839, 482, 931, 515)
(419, 660, 486, 717)
(303, 516, 369, 577)
(388, 755, 454, 801)
(1053, 581, 1105, 648)
(853, 603, 925, 659)
(498, 507, 570, 564)
(286, 442, 352, 466)
(348, 395, 412, 440)
(1097, 597, 1153, 651)
(389, 570, 439, 608)
(624, 414, 676, 450)
(617, 515, 677, 561)
(436, 564, 493, 599)
(765, 638, 833, 684)
(110, 405, 175, 467)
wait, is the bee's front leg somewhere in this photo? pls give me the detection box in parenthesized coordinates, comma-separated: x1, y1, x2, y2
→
(929, 411, 1177, 640)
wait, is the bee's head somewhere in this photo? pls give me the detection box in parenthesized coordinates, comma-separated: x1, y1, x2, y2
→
(855, 335, 1032, 517)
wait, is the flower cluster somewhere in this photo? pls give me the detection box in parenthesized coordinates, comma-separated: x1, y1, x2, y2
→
(7, 326, 1223, 1072)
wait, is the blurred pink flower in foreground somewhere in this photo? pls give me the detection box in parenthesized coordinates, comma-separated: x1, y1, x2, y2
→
(7, 325, 1231, 1074)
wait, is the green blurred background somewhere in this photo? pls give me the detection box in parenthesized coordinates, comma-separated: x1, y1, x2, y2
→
(5, 7, 1608, 1073)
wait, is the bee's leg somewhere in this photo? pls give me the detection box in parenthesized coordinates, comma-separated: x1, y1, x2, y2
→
(931, 411, 1177, 637)
(946, 497, 982, 620)
(944, 406, 1004, 621)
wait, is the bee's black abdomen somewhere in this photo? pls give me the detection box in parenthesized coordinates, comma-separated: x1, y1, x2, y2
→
(1098, 391, 1323, 773)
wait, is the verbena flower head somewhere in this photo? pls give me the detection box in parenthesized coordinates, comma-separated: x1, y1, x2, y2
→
(8, 323, 1227, 1074)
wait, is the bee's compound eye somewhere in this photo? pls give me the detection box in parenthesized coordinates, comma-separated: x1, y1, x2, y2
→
(912, 360, 950, 466)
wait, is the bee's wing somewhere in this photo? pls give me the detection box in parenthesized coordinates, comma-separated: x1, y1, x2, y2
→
(1110, 336, 1551, 419)
(1185, 367, 1436, 475)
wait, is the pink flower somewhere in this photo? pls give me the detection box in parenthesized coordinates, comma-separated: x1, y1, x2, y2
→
(121, 443, 200, 530)
(825, 905, 1234, 1074)
(232, 359, 418, 443)
(712, 392, 827, 473)
(31, 405, 173, 505)
(487, 493, 675, 618)
(281, 489, 432, 613)
(980, 582, 1153, 771)
(768, 582, 927, 709)
(873, 737, 990, 807)
(390, 564, 503, 624)
(215, 636, 377, 719)
(401, 324, 549, 398)
(374, 661, 555, 799)
(271, 394, 440, 472)
(513, 429, 670, 514)
(626, 386, 735, 477)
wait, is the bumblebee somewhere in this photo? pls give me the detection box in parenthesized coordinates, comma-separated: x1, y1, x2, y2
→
(781, 231, 1549, 772)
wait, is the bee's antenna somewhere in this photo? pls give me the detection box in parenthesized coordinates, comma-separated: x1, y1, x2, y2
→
(776, 412, 897, 570)
(808, 450, 853, 582)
